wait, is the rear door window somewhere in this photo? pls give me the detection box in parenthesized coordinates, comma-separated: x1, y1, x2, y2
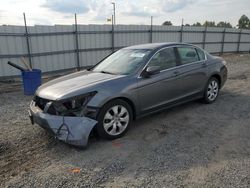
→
(177, 47, 199, 65)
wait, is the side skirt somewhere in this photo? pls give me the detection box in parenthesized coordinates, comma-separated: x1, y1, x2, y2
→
(135, 92, 203, 120)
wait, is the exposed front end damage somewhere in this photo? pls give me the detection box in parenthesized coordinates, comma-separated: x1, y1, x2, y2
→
(29, 93, 98, 147)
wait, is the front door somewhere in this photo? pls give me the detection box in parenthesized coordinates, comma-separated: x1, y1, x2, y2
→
(137, 47, 183, 113)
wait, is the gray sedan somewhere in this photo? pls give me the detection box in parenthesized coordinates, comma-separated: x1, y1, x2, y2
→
(29, 42, 227, 147)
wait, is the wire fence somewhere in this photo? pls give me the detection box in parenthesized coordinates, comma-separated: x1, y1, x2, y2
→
(0, 14, 250, 78)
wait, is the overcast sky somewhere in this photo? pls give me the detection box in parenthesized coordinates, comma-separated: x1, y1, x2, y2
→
(0, 0, 249, 26)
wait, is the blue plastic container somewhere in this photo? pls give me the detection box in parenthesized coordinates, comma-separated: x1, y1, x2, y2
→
(21, 69, 41, 95)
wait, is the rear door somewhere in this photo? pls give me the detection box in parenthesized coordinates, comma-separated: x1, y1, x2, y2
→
(137, 47, 183, 113)
(176, 46, 208, 97)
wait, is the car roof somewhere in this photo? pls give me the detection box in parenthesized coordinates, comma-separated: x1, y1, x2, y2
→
(124, 42, 196, 50)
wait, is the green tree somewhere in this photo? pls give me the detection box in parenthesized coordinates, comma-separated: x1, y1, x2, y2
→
(185, 24, 190, 26)
(217, 21, 233, 28)
(238, 15, 250, 29)
(192, 22, 202, 26)
(203, 21, 216, 27)
(162, 21, 172, 26)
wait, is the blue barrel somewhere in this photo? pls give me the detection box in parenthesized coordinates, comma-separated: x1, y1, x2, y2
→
(21, 69, 41, 95)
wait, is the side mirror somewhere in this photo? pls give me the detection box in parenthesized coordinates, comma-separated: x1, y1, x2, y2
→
(143, 66, 161, 78)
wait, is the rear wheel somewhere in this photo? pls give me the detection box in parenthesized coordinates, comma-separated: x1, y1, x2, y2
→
(96, 99, 132, 139)
(203, 77, 220, 104)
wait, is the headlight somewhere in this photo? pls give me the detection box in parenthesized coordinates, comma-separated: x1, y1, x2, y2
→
(47, 92, 97, 116)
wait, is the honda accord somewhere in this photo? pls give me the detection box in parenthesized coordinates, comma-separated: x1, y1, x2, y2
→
(29, 42, 227, 147)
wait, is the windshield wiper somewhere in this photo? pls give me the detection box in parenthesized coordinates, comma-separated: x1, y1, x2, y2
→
(100, 70, 117, 75)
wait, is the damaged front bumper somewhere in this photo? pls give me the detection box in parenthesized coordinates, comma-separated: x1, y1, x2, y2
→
(29, 101, 97, 147)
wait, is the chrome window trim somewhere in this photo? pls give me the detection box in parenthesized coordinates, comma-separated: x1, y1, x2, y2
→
(138, 44, 207, 78)
(159, 59, 206, 74)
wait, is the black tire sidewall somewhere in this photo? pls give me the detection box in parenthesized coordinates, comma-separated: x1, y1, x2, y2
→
(96, 99, 133, 140)
(203, 77, 220, 104)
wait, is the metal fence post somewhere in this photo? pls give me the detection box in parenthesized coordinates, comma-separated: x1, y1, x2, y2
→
(237, 29, 242, 53)
(221, 27, 226, 55)
(74, 13, 80, 70)
(180, 26, 183, 42)
(202, 25, 207, 49)
(23, 13, 32, 69)
(111, 15, 115, 52)
(180, 19, 184, 42)
(150, 16, 153, 43)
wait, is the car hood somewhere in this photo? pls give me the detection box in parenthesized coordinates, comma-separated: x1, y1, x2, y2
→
(36, 71, 123, 100)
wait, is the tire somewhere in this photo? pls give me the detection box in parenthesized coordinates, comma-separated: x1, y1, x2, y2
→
(96, 99, 133, 140)
(202, 77, 220, 104)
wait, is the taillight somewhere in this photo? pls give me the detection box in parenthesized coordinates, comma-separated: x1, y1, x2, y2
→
(222, 60, 227, 66)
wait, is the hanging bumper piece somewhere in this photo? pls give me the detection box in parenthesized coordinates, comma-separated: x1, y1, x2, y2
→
(29, 101, 97, 147)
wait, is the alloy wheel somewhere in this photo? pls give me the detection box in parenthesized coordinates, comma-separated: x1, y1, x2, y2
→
(207, 80, 219, 101)
(103, 105, 129, 136)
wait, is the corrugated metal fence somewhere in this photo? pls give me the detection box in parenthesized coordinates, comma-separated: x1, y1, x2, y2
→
(0, 24, 250, 77)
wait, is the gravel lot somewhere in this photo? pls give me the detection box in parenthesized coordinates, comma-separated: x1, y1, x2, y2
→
(0, 54, 250, 187)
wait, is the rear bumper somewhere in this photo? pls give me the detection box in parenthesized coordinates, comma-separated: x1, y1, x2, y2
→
(29, 101, 97, 147)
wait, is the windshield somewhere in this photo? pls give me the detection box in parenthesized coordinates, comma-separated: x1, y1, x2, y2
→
(92, 49, 152, 75)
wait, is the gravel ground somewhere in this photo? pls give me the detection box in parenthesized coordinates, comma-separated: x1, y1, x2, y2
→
(0, 53, 250, 188)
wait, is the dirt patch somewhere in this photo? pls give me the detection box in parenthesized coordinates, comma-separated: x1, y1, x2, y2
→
(0, 53, 250, 187)
(229, 74, 248, 80)
(0, 141, 11, 154)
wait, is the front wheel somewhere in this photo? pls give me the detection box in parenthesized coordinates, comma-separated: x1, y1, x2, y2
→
(96, 99, 133, 140)
(202, 77, 220, 104)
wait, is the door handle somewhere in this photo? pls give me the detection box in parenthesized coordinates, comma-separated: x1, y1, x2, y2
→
(173, 71, 179, 76)
(201, 63, 207, 68)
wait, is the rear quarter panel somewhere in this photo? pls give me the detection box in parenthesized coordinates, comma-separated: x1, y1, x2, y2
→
(206, 56, 227, 88)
